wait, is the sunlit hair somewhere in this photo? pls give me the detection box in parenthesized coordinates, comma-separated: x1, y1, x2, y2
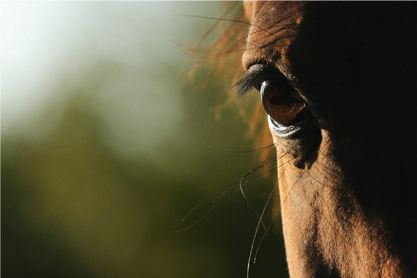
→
(184, 2, 273, 162)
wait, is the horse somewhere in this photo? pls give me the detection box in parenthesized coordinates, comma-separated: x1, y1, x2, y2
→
(208, 2, 416, 278)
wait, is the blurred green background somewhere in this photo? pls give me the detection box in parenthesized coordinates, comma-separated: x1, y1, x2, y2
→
(2, 2, 287, 277)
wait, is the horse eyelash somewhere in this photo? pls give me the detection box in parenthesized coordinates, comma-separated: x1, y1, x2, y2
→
(234, 69, 267, 97)
(234, 64, 288, 97)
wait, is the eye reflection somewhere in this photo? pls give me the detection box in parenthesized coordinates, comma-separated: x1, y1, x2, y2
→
(260, 80, 306, 126)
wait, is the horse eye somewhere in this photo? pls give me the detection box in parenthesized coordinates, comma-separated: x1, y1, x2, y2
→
(260, 80, 305, 126)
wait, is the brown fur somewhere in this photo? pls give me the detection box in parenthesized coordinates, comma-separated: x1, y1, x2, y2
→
(241, 2, 417, 278)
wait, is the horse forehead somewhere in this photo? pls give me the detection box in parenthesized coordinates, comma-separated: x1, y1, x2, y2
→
(242, 1, 305, 71)
(243, 1, 304, 25)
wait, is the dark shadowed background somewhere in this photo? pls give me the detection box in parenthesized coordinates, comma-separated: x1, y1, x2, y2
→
(2, 2, 287, 277)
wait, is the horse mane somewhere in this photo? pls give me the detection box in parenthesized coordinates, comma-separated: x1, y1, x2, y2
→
(185, 2, 273, 162)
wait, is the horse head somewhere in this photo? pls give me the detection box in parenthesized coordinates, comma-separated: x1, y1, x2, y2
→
(237, 2, 417, 277)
